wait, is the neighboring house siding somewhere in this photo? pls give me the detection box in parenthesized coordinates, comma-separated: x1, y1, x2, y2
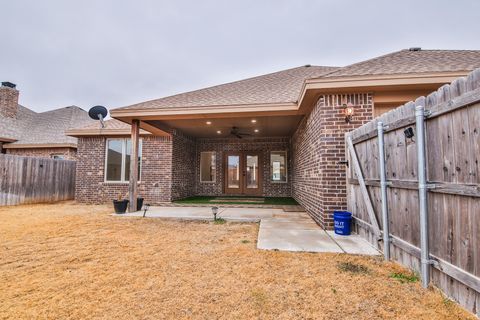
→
(171, 132, 196, 200)
(196, 137, 291, 197)
(291, 93, 373, 229)
(6, 147, 77, 160)
(75, 136, 172, 205)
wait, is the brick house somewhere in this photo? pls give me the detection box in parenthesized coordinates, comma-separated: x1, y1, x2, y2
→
(68, 49, 480, 228)
(0, 82, 93, 159)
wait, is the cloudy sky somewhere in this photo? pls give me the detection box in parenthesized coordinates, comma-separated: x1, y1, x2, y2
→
(1, 0, 480, 112)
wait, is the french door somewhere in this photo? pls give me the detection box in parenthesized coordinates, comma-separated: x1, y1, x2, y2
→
(224, 152, 262, 196)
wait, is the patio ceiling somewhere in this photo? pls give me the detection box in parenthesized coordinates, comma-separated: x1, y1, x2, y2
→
(145, 115, 303, 138)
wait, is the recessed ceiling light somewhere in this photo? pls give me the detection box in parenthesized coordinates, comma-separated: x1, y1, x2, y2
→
(206, 121, 212, 125)
(251, 119, 257, 123)
(254, 129, 259, 133)
(216, 130, 222, 134)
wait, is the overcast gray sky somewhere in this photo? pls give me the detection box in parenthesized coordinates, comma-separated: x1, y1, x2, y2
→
(1, 0, 479, 112)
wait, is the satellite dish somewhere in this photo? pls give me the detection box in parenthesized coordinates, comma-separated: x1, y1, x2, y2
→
(88, 105, 108, 128)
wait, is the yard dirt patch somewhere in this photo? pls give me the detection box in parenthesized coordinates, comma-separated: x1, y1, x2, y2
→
(0, 202, 474, 320)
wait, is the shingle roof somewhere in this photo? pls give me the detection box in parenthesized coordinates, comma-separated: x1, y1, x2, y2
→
(321, 49, 480, 79)
(0, 105, 94, 146)
(77, 118, 130, 130)
(115, 65, 338, 111)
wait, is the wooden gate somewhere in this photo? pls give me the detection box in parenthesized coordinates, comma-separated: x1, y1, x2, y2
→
(346, 69, 480, 315)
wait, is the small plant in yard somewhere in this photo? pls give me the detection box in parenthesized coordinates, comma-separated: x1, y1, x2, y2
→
(213, 218, 226, 225)
(390, 271, 419, 283)
(241, 239, 250, 244)
(337, 261, 370, 274)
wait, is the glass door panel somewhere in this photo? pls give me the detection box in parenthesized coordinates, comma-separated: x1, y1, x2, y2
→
(245, 155, 259, 189)
(227, 155, 240, 188)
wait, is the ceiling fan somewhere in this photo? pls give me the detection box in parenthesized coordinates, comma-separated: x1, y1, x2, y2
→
(230, 126, 252, 139)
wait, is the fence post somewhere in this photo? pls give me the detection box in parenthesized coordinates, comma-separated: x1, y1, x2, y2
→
(415, 105, 430, 288)
(377, 121, 390, 260)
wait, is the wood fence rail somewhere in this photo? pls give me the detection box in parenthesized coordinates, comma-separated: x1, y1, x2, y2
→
(0, 154, 76, 206)
(346, 68, 480, 316)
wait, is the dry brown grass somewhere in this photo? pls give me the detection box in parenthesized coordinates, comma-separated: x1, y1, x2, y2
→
(0, 202, 474, 320)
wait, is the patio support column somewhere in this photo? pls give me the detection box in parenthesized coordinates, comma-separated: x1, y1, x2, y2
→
(129, 119, 140, 212)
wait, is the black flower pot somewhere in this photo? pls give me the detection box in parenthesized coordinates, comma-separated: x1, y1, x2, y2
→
(137, 197, 144, 210)
(113, 199, 129, 214)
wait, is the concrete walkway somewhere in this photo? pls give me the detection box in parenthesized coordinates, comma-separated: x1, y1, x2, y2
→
(116, 206, 379, 255)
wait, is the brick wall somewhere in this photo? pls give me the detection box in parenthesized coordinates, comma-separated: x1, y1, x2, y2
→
(75, 136, 172, 205)
(0, 85, 19, 118)
(171, 131, 196, 200)
(196, 137, 291, 197)
(6, 147, 77, 160)
(291, 93, 373, 229)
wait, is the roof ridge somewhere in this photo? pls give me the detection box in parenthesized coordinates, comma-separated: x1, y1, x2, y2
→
(319, 50, 404, 79)
(37, 105, 82, 114)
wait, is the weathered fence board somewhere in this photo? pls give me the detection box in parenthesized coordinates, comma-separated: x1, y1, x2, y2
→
(0, 154, 75, 206)
(346, 68, 480, 316)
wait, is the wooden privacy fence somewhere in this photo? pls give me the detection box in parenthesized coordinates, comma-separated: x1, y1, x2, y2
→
(0, 154, 76, 206)
(346, 68, 480, 316)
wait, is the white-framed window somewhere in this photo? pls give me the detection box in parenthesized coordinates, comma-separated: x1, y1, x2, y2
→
(51, 154, 65, 160)
(270, 151, 287, 183)
(105, 138, 142, 182)
(200, 151, 216, 183)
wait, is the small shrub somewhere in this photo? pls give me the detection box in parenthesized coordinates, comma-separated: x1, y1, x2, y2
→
(213, 218, 226, 225)
(241, 240, 250, 244)
(337, 262, 370, 274)
(390, 271, 419, 283)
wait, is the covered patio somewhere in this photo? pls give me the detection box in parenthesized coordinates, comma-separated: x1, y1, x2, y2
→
(117, 111, 301, 212)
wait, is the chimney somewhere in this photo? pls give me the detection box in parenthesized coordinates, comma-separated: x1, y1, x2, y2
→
(0, 82, 19, 118)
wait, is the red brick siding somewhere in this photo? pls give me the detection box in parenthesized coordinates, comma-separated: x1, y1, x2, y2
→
(6, 147, 77, 160)
(75, 136, 172, 205)
(196, 137, 291, 197)
(171, 131, 196, 200)
(291, 94, 373, 229)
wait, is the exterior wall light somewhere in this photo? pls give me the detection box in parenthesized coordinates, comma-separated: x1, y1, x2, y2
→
(343, 103, 355, 123)
(206, 121, 212, 125)
(254, 129, 259, 133)
(251, 119, 257, 123)
(404, 127, 415, 139)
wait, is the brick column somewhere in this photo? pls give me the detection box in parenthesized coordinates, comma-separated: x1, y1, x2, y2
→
(292, 93, 373, 229)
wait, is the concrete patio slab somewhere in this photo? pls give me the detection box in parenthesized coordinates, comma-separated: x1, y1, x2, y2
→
(114, 206, 379, 255)
(326, 231, 379, 255)
(257, 222, 343, 253)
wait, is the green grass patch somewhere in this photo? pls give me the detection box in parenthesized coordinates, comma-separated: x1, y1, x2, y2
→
(174, 196, 298, 206)
(390, 271, 419, 283)
(337, 262, 370, 274)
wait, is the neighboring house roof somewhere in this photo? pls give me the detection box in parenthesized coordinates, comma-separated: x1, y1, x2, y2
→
(0, 105, 94, 148)
(321, 49, 480, 79)
(114, 65, 338, 111)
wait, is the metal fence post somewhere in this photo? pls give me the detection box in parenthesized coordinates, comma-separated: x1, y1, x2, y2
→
(415, 105, 430, 288)
(377, 121, 390, 260)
